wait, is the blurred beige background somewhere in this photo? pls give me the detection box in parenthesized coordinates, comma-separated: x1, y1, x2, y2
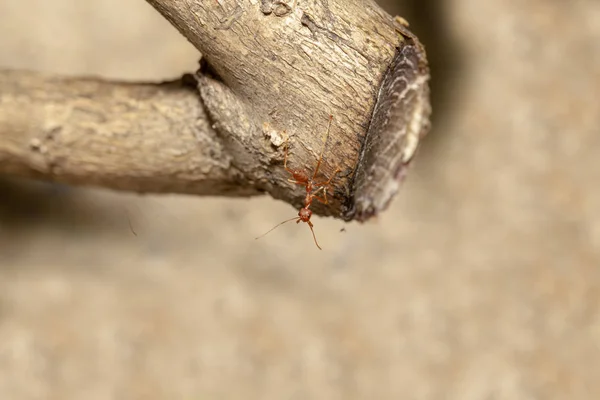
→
(1, 0, 599, 399)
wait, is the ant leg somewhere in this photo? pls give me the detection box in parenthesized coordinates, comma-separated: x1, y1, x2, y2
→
(312, 167, 341, 204)
(314, 167, 342, 187)
(282, 135, 295, 176)
(313, 193, 329, 205)
(282, 136, 308, 186)
(309, 186, 329, 205)
(287, 178, 306, 186)
(312, 115, 334, 180)
(307, 220, 322, 250)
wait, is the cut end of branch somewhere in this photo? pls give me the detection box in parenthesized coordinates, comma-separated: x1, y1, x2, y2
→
(343, 33, 431, 222)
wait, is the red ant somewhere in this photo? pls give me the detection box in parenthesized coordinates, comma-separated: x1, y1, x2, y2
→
(256, 115, 341, 250)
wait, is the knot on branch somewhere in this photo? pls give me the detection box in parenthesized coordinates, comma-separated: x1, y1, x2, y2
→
(260, 0, 295, 17)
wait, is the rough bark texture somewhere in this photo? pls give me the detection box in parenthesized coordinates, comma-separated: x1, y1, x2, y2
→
(0, 70, 256, 196)
(0, 0, 431, 221)
(147, 0, 430, 219)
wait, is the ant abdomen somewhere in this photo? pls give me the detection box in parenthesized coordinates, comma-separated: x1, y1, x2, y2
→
(290, 170, 308, 183)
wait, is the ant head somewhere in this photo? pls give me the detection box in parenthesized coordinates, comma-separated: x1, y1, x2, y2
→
(298, 207, 312, 222)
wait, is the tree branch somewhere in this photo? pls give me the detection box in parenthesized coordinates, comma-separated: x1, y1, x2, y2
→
(0, 0, 431, 221)
(0, 69, 258, 196)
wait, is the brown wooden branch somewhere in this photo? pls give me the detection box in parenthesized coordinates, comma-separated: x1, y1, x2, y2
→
(0, 0, 431, 222)
(0, 70, 258, 196)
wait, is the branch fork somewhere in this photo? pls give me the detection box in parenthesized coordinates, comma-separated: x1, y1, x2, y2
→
(0, 0, 431, 222)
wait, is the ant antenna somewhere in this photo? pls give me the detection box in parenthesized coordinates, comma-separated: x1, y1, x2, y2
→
(307, 221, 322, 250)
(255, 217, 300, 240)
(312, 114, 334, 180)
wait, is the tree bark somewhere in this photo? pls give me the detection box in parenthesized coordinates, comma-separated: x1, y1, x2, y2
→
(0, 70, 257, 196)
(0, 0, 431, 222)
